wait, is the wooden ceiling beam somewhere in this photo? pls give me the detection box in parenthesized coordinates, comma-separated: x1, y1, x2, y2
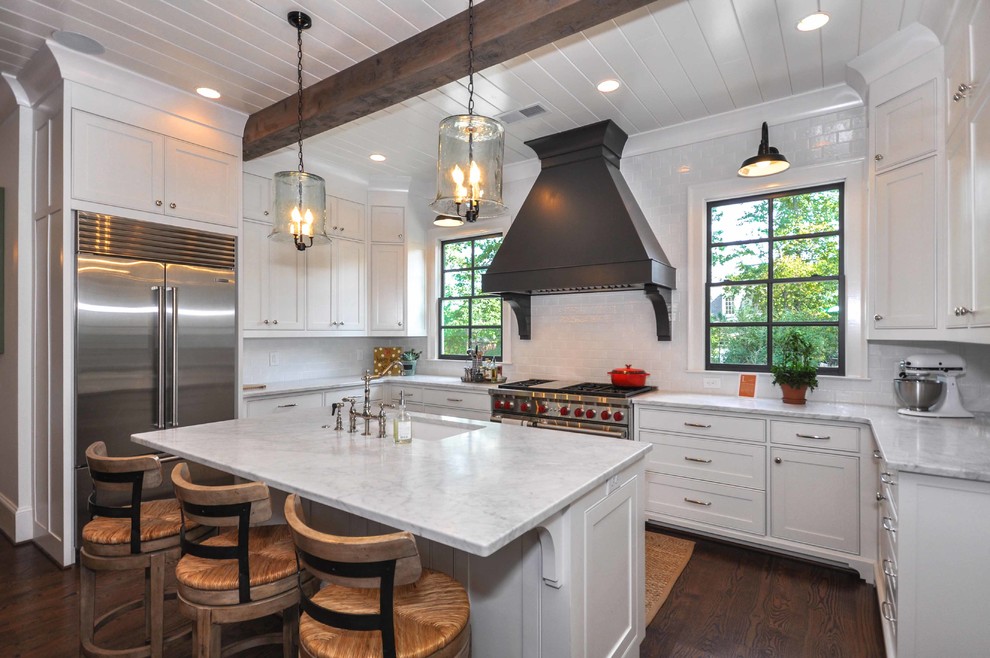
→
(243, 0, 664, 161)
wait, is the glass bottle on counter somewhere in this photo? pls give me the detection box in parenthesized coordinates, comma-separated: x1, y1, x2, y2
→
(393, 391, 412, 444)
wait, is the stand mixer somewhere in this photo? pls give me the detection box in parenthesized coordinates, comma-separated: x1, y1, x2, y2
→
(895, 354, 974, 418)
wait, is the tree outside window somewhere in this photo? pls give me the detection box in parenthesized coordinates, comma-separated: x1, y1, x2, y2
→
(439, 234, 503, 359)
(706, 184, 844, 374)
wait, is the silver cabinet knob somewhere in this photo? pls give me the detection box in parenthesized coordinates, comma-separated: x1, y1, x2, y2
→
(398, 233, 403, 239)
(956, 306, 972, 316)
(954, 83, 974, 101)
(876, 491, 886, 501)
(155, 200, 163, 206)
(263, 320, 270, 325)
(874, 154, 884, 161)
(272, 320, 278, 325)
(774, 457, 782, 464)
(397, 321, 402, 327)
(169, 202, 177, 209)
(953, 92, 965, 102)
(264, 210, 269, 216)
(874, 314, 884, 321)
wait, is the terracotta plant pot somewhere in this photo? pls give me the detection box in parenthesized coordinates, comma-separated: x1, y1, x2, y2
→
(779, 383, 809, 405)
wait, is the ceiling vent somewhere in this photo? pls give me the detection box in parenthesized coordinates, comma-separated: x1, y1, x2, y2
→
(496, 103, 548, 124)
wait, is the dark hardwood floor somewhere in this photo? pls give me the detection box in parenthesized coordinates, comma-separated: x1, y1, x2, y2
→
(0, 530, 883, 657)
(644, 526, 885, 657)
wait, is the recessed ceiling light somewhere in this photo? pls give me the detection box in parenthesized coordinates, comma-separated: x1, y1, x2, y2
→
(196, 87, 221, 99)
(369, 153, 387, 162)
(796, 12, 830, 31)
(51, 30, 105, 55)
(597, 79, 621, 93)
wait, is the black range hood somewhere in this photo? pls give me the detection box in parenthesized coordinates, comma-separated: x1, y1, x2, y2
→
(481, 120, 676, 341)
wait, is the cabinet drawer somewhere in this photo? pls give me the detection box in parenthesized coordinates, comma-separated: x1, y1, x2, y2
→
(646, 473, 766, 535)
(770, 420, 861, 452)
(638, 408, 765, 442)
(245, 392, 323, 417)
(389, 385, 422, 402)
(641, 431, 766, 490)
(422, 387, 490, 412)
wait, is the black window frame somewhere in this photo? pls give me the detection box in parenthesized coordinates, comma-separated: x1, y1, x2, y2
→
(437, 233, 503, 361)
(705, 182, 845, 375)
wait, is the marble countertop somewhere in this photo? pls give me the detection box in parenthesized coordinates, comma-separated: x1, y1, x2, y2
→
(133, 411, 650, 556)
(243, 375, 495, 399)
(632, 392, 990, 482)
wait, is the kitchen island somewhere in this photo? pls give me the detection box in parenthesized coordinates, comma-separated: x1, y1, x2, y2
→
(133, 410, 651, 658)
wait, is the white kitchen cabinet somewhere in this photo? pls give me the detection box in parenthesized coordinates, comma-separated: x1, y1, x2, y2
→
(769, 447, 860, 554)
(946, 123, 974, 329)
(243, 173, 272, 222)
(71, 110, 238, 227)
(244, 392, 323, 417)
(384, 383, 491, 421)
(330, 197, 366, 239)
(873, 79, 937, 172)
(306, 237, 367, 333)
(871, 157, 937, 330)
(242, 219, 305, 331)
(370, 243, 406, 333)
(875, 465, 990, 657)
(370, 205, 404, 242)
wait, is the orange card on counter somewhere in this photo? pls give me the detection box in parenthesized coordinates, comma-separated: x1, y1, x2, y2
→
(738, 374, 756, 397)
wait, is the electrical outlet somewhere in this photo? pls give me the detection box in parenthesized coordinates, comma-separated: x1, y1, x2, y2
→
(269, 352, 280, 366)
(703, 376, 721, 389)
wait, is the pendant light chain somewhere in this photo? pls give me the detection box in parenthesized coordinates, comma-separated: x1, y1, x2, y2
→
(296, 24, 305, 173)
(467, 0, 475, 116)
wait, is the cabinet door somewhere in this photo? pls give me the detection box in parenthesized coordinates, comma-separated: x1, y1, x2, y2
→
(370, 206, 405, 242)
(305, 241, 334, 331)
(872, 157, 937, 329)
(970, 87, 990, 327)
(241, 220, 271, 330)
(268, 237, 306, 330)
(334, 238, 367, 331)
(335, 198, 366, 238)
(243, 173, 272, 222)
(770, 448, 860, 554)
(71, 110, 164, 214)
(165, 139, 238, 227)
(874, 80, 937, 172)
(370, 243, 405, 332)
(946, 124, 974, 328)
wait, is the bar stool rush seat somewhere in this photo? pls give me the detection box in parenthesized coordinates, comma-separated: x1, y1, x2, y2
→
(171, 462, 305, 657)
(284, 494, 471, 658)
(79, 441, 202, 657)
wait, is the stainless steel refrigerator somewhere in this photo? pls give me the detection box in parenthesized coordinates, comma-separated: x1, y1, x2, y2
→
(74, 212, 237, 544)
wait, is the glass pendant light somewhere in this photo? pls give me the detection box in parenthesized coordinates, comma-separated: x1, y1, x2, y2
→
(738, 122, 790, 177)
(430, 0, 507, 223)
(271, 11, 328, 251)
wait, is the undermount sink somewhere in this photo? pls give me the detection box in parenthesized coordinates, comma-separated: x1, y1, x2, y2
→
(408, 418, 485, 441)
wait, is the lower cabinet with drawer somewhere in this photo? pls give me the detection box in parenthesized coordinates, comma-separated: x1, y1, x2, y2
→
(636, 404, 877, 582)
(873, 465, 990, 658)
(385, 383, 490, 421)
(244, 392, 324, 417)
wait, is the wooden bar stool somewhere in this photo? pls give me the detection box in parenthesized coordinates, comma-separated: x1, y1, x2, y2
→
(79, 441, 203, 658)
(171, 462, 304, 657)
(284, 494, 472, 658)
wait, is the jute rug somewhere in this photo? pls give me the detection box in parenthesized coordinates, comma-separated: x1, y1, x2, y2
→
(645, 531, 695, 625)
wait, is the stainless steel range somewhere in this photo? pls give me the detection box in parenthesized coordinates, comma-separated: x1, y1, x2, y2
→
(489, 379, 656, 439)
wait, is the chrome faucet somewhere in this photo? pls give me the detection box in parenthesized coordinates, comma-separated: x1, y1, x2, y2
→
(348, 363, 403, 436)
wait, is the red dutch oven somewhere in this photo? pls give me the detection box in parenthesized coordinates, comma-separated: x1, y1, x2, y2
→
(607, 364, 650, 387)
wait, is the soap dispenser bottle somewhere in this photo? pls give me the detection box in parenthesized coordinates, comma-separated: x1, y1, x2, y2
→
(393, 391, 412, 444)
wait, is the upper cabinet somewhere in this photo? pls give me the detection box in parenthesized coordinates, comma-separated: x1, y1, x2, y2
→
(71, 110, 238, 227)
(242, 218, 306, 331)
(331, 197, 366, 239)
(873, 80, 937, 172)
(243, 173, 272, 222)
(370, 206, 405, 242)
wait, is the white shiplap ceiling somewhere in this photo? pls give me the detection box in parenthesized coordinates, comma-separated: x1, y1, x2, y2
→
(1, 0, 949, 184)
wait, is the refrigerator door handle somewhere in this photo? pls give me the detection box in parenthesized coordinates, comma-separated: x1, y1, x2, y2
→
(154, 285, 166, 429)
(169, 286, 179, 428)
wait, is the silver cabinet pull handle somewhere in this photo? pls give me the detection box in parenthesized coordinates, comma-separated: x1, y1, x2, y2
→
(874, 154, 884, 161)
(874, 313, 884, 321)
(796, 433, 830, 440)
(882, 559, 897, 579)
(277, 403, 298, 408)
(446, 398, 464, 402)
(873, 449, 882, 459)
(684, 422, 712, 428)
(684, 456, 712, 464)
(155, 199, 163, 207)
(882, 516, 896, 534)
(880, 472, 896, 486)
(154, 285, 166, 429)
(881, 601, 896, 623)
(684, 497, 712, 506)
(170, 286, 179, 427)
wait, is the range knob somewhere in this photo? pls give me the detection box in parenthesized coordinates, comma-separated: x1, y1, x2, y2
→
(573, 408, 584, 417)
(559, 406, 570, 416)
(537, 404, 548, 414)
(504, 400, 515, 410)
(520, 402, 531, 412)
(601, 410, 612, 420)
(493, 400, 503, 410)
(585, 409, 596, 419)
(613, 411, 624, 422)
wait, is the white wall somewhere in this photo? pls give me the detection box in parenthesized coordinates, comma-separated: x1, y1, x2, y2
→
(242, 336, 422, 384)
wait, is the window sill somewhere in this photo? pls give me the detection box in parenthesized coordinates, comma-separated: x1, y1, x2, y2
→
(684, 369, 872, 382)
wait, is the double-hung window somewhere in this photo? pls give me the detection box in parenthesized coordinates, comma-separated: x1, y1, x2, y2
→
(438, 234, 503, 359)
(706, 183, 844, 374)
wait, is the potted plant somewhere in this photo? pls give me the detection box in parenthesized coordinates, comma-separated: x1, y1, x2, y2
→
(770, 330, 819, 405)
(399, 349, 421, 376)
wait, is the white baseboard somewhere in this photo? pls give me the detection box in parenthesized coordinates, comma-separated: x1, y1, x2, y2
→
(0, 491, 33, 544)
